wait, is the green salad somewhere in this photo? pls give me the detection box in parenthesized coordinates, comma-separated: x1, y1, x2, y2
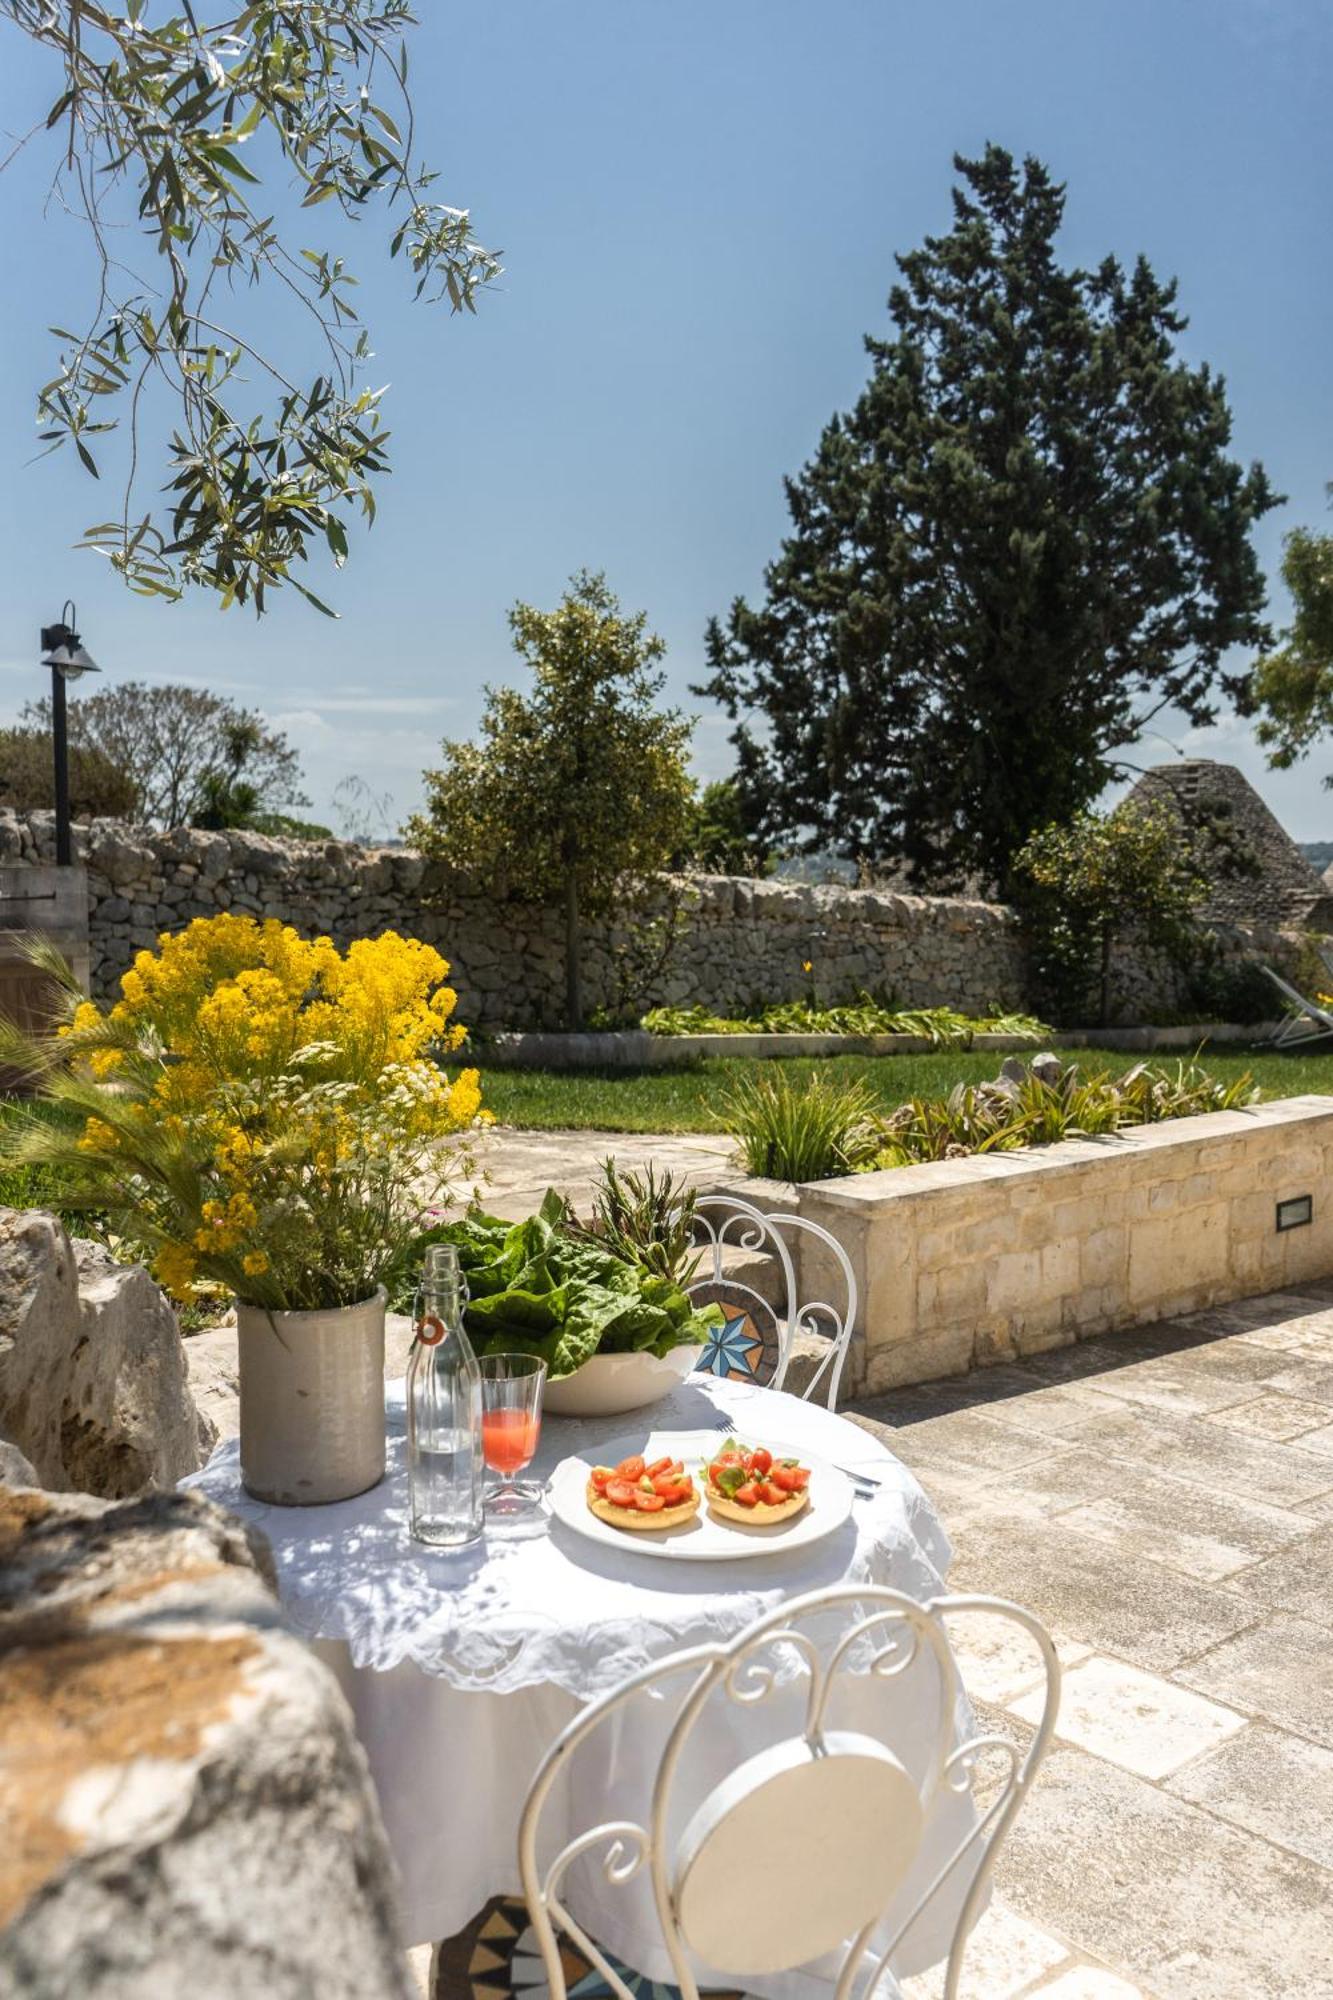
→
(418, 1189, 724, 1380)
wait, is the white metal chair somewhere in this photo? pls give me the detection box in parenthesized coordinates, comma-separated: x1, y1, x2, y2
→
(686, 1194, 858, 1409)
(518, 1583, 1061, 2000)
(1261, 964, 1333, 1048)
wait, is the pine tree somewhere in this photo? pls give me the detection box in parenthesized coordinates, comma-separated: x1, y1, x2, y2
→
(699, 146, 1279, 893)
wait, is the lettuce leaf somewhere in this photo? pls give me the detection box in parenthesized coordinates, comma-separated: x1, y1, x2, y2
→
(428, 1189, 724, 1378)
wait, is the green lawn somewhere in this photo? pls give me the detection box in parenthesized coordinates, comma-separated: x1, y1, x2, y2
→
(476, 1045, 1333, 1134)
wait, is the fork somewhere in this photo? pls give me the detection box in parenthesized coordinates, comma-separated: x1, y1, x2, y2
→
(709, 1410, 883, 1496)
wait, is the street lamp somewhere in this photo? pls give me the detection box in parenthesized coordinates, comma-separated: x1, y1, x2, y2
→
(39, 602, 101, 866)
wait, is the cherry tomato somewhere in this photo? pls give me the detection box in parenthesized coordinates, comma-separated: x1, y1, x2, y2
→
(732, 1481, 760, 1508)
(771, 1464, 810, 1492)
(615, 1455, 646, 1480)
(662, 1480, 693, 1505)
(652, 1472, 684, 1497)
(633, 1490, 666, 1512)
(748, 1447, 773, 1475)
(713, 1449, 744, 1468)
(589, 1466, 613, 1493)
(646, 1456, 673, 1477)
(605, 1478, 638, 1507)
(756, 1479, 785, 1505)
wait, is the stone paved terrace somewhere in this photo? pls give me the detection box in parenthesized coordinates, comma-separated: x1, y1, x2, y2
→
(851, 1281, 1333, 2000)
(396, 1130, 1333, 1995)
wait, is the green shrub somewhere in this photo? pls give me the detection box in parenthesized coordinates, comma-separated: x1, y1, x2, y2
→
(643, 998, 1048, 1046)
(721, 1069, 882, 1181)
(872, 1059, 1258, 1169)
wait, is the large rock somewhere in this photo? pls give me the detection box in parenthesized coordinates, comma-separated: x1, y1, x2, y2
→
(0, 1434, 37, 1487)
(0, 1485, 414, 1999)
(0, 1211, 215, 1496)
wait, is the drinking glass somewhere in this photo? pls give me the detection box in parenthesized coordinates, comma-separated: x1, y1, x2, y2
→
(479, 1353, 547, 1527)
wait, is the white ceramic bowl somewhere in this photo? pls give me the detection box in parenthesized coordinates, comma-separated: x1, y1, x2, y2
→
(542, 1344, 704, 1418)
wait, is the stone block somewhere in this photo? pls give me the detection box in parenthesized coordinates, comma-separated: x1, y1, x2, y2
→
(0, 1485, 414, 1998)
(988, 1248, 1043, 1315)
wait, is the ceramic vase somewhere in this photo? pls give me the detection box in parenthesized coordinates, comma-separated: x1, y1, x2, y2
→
(236, 1287, 386, 1505)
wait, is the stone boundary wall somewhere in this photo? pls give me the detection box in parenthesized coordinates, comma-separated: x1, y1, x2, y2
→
(0, 810, 1028, 1027)
(748, 1095, 1333, 1396)
(0, 809, 1305, 1030)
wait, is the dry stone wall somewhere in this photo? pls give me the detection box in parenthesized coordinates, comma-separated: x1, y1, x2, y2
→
(0, 809, 1304, 1029)
(0, 810, 1029, 1026)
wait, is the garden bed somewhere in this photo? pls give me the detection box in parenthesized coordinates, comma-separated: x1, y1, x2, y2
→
(715, 1095, 1333, 1396)
(476, 1021, 1278, 1069)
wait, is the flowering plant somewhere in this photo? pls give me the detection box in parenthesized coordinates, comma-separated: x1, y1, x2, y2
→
(1, 916, 486, 1311)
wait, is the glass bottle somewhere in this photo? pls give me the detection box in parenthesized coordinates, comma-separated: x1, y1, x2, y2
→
(406, 1243, 483, 1547)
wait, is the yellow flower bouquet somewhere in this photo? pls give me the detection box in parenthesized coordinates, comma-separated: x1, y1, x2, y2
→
(1, 915, 486, 1313)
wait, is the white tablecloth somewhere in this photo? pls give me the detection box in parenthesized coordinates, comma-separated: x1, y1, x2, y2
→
(188, 1375, 969, 1986)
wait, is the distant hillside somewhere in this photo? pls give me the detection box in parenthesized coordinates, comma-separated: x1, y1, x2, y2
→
(1299, 843, 1333, 872)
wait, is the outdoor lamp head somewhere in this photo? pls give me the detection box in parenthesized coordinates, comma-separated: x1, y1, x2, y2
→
(40, 601, 101, 681)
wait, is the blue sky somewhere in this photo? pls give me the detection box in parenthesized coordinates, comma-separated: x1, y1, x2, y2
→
(0, 0, 1330, 839)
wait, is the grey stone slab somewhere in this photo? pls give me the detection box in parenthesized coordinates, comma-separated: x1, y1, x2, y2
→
(1060, 1399, 1333, 1509)
(1175, 1611, 1333, 1747)
(1167, 1722, 1333, 1870)
(860, 1370, 1121, 1444)
(1227, 1523, 1333, 1627)
(944, 1515, 1260, 1673)
(1201, 1391, 1333, 1441)
(1036, 1468, 1314, 1584)
(866, 1406, 1078, 1480)
(998, 1744, 1333, 2000)
(1259, 1356, 1333, 1408)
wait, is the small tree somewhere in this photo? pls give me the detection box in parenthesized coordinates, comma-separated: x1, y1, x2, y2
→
(23, 682, 308, 827)
(0, 725, 138, 819)
(408, 573, 696, 1028)
(1013, 803, 1206, 1026)
(1248, 501, 1333, 781)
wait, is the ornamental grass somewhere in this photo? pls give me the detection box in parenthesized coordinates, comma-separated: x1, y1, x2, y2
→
(0, 916, 487, 1312)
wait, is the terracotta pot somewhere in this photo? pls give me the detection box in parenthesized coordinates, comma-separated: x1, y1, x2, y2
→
(236, 1288, 386, 1505)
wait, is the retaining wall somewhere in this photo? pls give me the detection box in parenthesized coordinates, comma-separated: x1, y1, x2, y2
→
(736, 1096, 1333, 1396)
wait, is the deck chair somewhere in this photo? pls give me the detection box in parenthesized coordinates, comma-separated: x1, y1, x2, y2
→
(1262, 964, 1333, 1048)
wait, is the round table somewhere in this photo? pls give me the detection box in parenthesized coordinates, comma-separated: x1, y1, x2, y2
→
(187, 1373, 970, 1994)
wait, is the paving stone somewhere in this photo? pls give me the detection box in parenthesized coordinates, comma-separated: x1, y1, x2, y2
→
(865, 1370, 1120, 1444)
(1029, 1970, 1150, 1999)
(1175, 1611, 1333, 1747)
(1201, 1392, 1333, 1441)
(873, 1407, 1079, 1480)
(1226, 1523, 1333, 1627)
(1228, 1316, 1333, 1357)
(1255, 1356, 1333, 1407)
(998, 1745, 1333, 2000)
(901, 1899, 1071, 2000)
(1049, 1480, 1315, 1585)
(944, 1608, 1090, 1705)
(1081, 1345, 1284, 1419)
(1009, 1655, 1246, 1780)
(943, 1516, 1260, 1673)
(1166, 1722, 1333, 1870)
(1290, 1422, 1333, 1459)
(1057, 1400, 1333, 1508)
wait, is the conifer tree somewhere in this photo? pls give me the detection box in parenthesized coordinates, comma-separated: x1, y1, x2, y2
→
(699, 146, 1278, 892)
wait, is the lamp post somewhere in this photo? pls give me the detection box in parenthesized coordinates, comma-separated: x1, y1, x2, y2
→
(39, 602, 101, 866)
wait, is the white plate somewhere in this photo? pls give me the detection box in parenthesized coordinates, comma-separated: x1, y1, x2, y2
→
(547, 1427, 854, 1562)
